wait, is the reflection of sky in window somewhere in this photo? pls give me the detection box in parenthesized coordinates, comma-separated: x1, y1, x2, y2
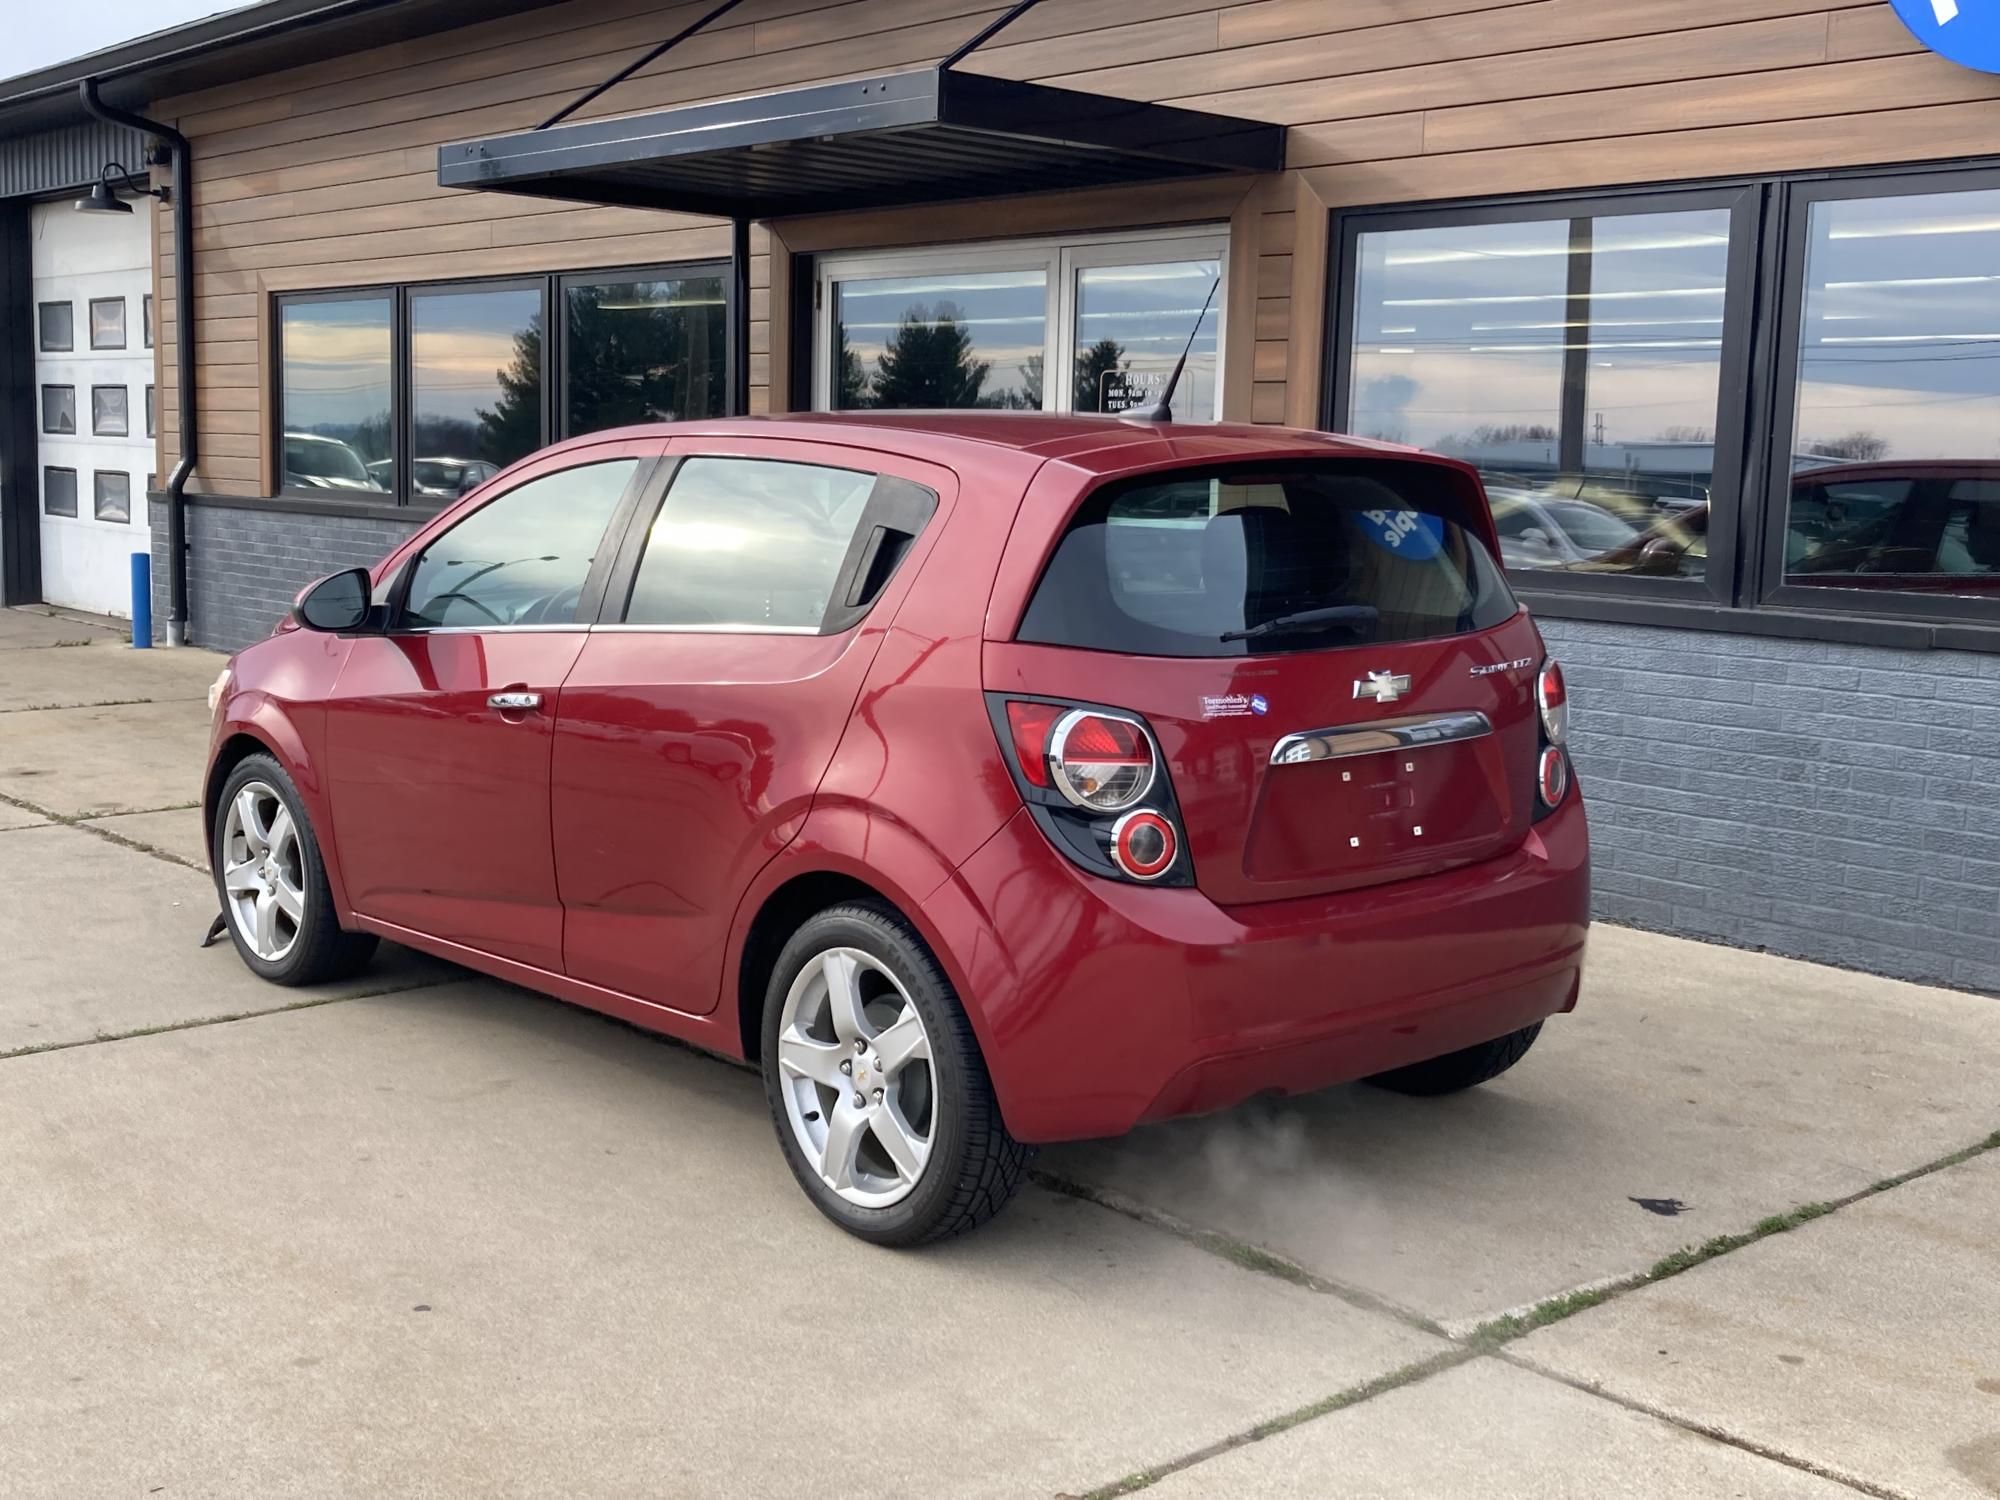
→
(281, 297, 391, 430)
(1350, 211, 1729, 461)
(1794, 188, 2000, 461)
(837, 271, 1046, 404)
(1076, 260, 1219, 417)
(412, 287, 540, 422)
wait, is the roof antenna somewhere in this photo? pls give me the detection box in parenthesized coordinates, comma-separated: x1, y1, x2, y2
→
(1144, 275, 1221, 423)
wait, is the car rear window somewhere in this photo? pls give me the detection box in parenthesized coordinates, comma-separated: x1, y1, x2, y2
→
(1018, 460, 1516, 657)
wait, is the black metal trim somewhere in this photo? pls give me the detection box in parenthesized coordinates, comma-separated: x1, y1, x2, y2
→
(1325, 156, 2000, 649)
(437, 67, 1283, 220)
(536, 0, 749, 132)
(0, 200, 41, 604)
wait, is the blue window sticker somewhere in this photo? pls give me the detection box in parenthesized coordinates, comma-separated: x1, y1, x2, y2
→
(1250, 693, 1269, 716)
(1357, 507, 1445, 561)
(1887, 0, 2000, 73)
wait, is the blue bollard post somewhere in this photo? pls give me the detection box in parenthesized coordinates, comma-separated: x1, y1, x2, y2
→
(131, 551, 152, 648)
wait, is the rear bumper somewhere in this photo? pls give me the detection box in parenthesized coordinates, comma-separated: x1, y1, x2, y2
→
(924, 795, 1590, 1143)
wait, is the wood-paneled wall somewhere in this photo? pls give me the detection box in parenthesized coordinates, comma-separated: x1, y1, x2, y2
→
(151, 0, 2000, 496)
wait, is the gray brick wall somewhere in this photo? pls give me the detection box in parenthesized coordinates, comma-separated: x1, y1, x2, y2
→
(150, 497, 419, 653)
(148, 496, 1997, 997)
(1541, 617, 2000, 997)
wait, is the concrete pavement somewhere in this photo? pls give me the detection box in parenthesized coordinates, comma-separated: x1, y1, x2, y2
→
(3, 602, 1998, 1497)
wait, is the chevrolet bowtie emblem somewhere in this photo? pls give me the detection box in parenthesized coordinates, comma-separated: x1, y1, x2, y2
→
(1353, 670, 1411, 704)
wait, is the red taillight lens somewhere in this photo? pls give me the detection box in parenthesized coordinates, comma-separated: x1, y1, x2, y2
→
(1050, 710, 1155, 812)
(1536, 660, 1568, 745)
(1004, 700, 1062, 789)
(1538, 746, 1569, 808)
(1111, 810, 1177, 880)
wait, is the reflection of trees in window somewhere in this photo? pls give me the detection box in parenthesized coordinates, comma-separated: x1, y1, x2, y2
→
(565, 283, 724, 432)
(835, 329, 871, 409)
(476, 315, 544, 466)
(1073, 338, 1126, 413)
(870, 302, 990, 408)
(1802, 430, 1888, 461)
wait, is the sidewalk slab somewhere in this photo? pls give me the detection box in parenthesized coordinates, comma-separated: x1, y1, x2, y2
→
(1518, 1151, 2000, 1500)
(0, 699, 211, 817)
(1144, 1356, 1854, 1499)
(0, 639, 224, 711)
(0, 609, 121, 650)
(0, 823, 448, 1054)
(0, 803, 45, 831)
(1046, 925, 2000, 1327)
(0, 982, 1440, 1499)
(83, 805, 209, 869)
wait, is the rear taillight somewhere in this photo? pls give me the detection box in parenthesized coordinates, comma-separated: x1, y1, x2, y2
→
(1533, 657, 1572, 817)
(989, 694, 1191, 886)
(1538, 745, 1569, 808)
(1536, 661, 1568, 745)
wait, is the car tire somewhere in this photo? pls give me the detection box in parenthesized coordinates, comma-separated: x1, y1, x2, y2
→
(211, 752, 378, 987)
(761, 901, 1031, 1246)
(1367, 1022, 1544, 1097)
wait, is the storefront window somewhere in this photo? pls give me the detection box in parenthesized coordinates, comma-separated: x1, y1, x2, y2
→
(1351, 208, 1733, 583)
(278, 293, 395, 496)
(818, 231, 1228, 419)
(1072, 259, 1220, 417)
(564, 272, 727, 434)
(834, 269, 1047, 410)
(411, 283, 544, 487)
(1783, 187, 2000, 599)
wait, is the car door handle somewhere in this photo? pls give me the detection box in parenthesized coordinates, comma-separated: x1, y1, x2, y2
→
(488, 691, 542, 712)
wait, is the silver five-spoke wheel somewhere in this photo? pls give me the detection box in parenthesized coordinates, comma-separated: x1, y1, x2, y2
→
(776, 947, 936, 1209)
(220, 781, 305, 963)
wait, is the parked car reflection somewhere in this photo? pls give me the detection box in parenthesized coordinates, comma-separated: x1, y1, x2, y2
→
(367, 457, 500, 500)
(282, 432, 386, 492)
(1786, 460, 2000, 594)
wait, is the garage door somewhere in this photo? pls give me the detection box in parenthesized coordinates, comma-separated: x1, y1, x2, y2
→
(32, 200, 154, 619)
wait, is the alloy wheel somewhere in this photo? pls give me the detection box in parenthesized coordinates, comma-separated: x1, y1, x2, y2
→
(220, 781, 306, 963)
(776, 947, 937, 1209)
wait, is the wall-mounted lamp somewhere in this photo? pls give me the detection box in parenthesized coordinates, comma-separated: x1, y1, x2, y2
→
(74, 161, 170, 215)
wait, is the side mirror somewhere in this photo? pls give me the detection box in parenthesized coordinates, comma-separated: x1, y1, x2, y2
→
(294, 567, 374, 632)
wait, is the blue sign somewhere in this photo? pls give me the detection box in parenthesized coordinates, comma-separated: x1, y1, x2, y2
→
(1888, 0, 2000, 73)
(1357, 507, 1446, 561)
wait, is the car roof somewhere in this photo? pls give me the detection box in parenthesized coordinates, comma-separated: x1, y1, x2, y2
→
(555, 411, 1421, 477)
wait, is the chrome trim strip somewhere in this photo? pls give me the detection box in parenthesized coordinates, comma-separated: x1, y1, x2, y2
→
(588, 622, 823, 636)
(401, 624, 588, 635)
(1269, 710, 1493, 766)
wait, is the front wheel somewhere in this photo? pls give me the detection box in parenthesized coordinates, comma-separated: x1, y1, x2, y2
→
(761, 902, 1031, 1246)
(211, 753, 378, 986)
(1367, 1022, 1544, 1097)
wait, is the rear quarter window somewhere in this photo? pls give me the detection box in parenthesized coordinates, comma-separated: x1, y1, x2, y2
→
(1018, 460, 1515, 657)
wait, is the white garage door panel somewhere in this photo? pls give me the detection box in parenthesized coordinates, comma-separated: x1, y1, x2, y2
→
(33, 200, 154, 619)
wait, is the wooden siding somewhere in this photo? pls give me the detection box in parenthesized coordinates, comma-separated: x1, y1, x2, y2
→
(151, 0, 2000, 495)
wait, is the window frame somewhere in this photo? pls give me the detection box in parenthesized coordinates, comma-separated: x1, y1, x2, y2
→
(271, 261, 733, 511)
(1327, 183, 1760, 614)
(813, 225, 1230, 420)
(1326, 161, 2000, 651)
(1755, 164, 2000, 630)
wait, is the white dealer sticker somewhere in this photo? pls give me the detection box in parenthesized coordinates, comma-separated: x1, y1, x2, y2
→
(1202, 693, 1269, 718)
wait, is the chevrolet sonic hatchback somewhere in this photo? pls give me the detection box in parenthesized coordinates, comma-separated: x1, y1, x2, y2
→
(205, 414, 1590, 1245)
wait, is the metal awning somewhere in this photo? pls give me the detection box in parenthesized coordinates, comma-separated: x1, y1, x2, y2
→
(436, 68, 1284, 220)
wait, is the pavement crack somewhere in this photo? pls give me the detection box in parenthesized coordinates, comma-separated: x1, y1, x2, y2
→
(0, 977, 456, 1061)
(0, 791, 206, 870)
(0, 696, 197, 714)
(1495, 1351, 1921, 1500)
(1029, 1166, 1445, 1338)
(1059, 1348, 1479, 1500)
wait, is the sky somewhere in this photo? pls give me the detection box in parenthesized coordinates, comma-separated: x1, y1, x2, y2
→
(13, 1, 250, 76)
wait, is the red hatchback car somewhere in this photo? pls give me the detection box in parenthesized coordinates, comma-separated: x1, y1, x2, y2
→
(204, 414, 1589, 1244)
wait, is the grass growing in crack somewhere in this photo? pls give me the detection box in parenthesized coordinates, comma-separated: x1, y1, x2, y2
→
(1073, 1350, 1475, 1500)
(0, 979, 452, 1060)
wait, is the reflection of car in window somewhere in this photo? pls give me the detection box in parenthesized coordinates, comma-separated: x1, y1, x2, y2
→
(282, 432, 385, 492)
(1488, 490, 1640, 569)
(1786, 461, 2000, 593)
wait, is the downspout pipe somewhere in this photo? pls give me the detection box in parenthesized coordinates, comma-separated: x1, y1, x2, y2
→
(80, 78, 192, 646)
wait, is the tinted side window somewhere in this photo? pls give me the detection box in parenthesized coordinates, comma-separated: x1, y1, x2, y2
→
(624, 458, 877, 630)
(403, 459, 638, 629)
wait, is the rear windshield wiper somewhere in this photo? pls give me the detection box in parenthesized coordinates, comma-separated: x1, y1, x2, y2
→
(1220, 605, 1380, 643)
